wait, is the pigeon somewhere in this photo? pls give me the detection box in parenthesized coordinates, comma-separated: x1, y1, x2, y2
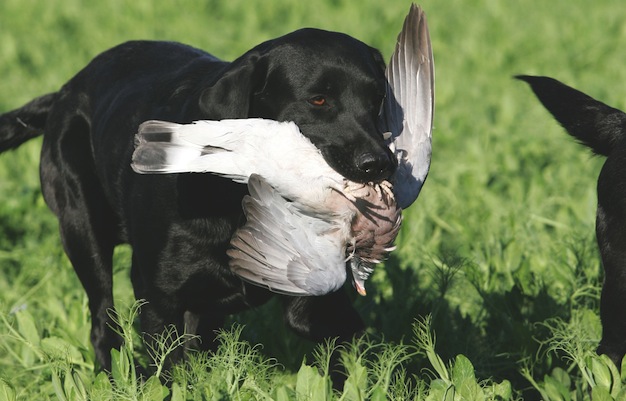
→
(131, 4, 434, 296)
(132, 118, 402, 296)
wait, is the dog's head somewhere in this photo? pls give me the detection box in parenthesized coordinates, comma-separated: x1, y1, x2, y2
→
(199, 29, 397, 184)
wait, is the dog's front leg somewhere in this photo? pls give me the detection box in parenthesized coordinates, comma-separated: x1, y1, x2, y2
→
(281, 290, 365, 388)
(281, 290, 364, 341)
(135, 296, 189, 373)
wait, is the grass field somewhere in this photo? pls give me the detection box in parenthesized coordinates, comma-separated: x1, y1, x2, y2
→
(1, 0, 626, 399)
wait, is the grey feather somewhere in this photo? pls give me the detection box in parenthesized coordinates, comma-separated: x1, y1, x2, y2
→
(227, 175, 347, 296)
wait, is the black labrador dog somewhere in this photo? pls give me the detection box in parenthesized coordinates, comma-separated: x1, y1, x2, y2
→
(0, 30, 397, 371)
(519, 75, 626, 368)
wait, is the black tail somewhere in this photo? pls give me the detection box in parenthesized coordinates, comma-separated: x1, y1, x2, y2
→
(0, 92, 58, 152)
(516, 75, 626, 157)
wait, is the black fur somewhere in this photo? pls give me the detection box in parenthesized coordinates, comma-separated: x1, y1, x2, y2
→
(519, 75, 626, 367)
(0, 31, 397, 372)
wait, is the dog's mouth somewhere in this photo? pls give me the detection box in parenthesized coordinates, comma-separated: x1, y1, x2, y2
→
(296, 122, 397, 183)
(321, 147, 397, 184)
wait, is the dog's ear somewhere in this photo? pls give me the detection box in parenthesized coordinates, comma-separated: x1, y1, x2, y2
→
(368, 46, 387, 73)
(199, 49, 269, 118)
(517, 75, 626, 156)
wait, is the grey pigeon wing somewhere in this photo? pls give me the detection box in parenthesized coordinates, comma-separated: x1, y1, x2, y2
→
(384, 4, 434, 209)
(227, 175, 347, 296)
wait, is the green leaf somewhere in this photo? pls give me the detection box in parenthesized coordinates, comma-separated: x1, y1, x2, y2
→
(109, 348, 125, 384)
(457, 379, 484, 401)
(70, 370, 88, 401)
(489, 380, 513, 401)
(89, 372, 113, 401)
(443, 384, 456, 401)
(0, 380, 16, 401)
(41, 336, 83, 363)
(551, 367, 571, 390)
(51, 370, 68, 401)
(451, 354, 476, 382)
(591, 386, 614, 401)
(450, 355, 484, 401)
(14, 309, 39, 346)
(170, 382, 184, 401)
(598, 354, 622, 396)
(140, 375, 169, 401)
(591, 356, 613, 391)
(274, 386, 291, 401)
(427, 379, 455, 401)
(296, 362, 331, 401)
(614, 387, 626, 401)
(370, 386, 387, 401)
(341, 361, 367, 401)
(542, 374, 570, 401)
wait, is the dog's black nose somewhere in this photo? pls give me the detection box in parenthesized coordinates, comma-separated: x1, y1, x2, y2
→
(356, 151, 396, 181)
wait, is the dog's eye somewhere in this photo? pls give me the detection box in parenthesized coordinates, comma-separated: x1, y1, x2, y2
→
(308, 96, 327, 106)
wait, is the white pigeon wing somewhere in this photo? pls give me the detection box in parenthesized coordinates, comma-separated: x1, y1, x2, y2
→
(384, 4, 434, 209)
(227, 174, 347, 296)
(131, 119, 259, 181)
(132, 119, 309, 181)
(132, 118, 346, 212)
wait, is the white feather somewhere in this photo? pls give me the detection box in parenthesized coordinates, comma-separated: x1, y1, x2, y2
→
(132, 119, 346, 212)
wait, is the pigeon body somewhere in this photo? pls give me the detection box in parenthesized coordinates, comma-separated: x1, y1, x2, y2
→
(228, 175, 402, 295)
(227, 175, 402, 296)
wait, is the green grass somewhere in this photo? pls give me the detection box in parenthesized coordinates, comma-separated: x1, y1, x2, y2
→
(1, 0, 626, 399)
